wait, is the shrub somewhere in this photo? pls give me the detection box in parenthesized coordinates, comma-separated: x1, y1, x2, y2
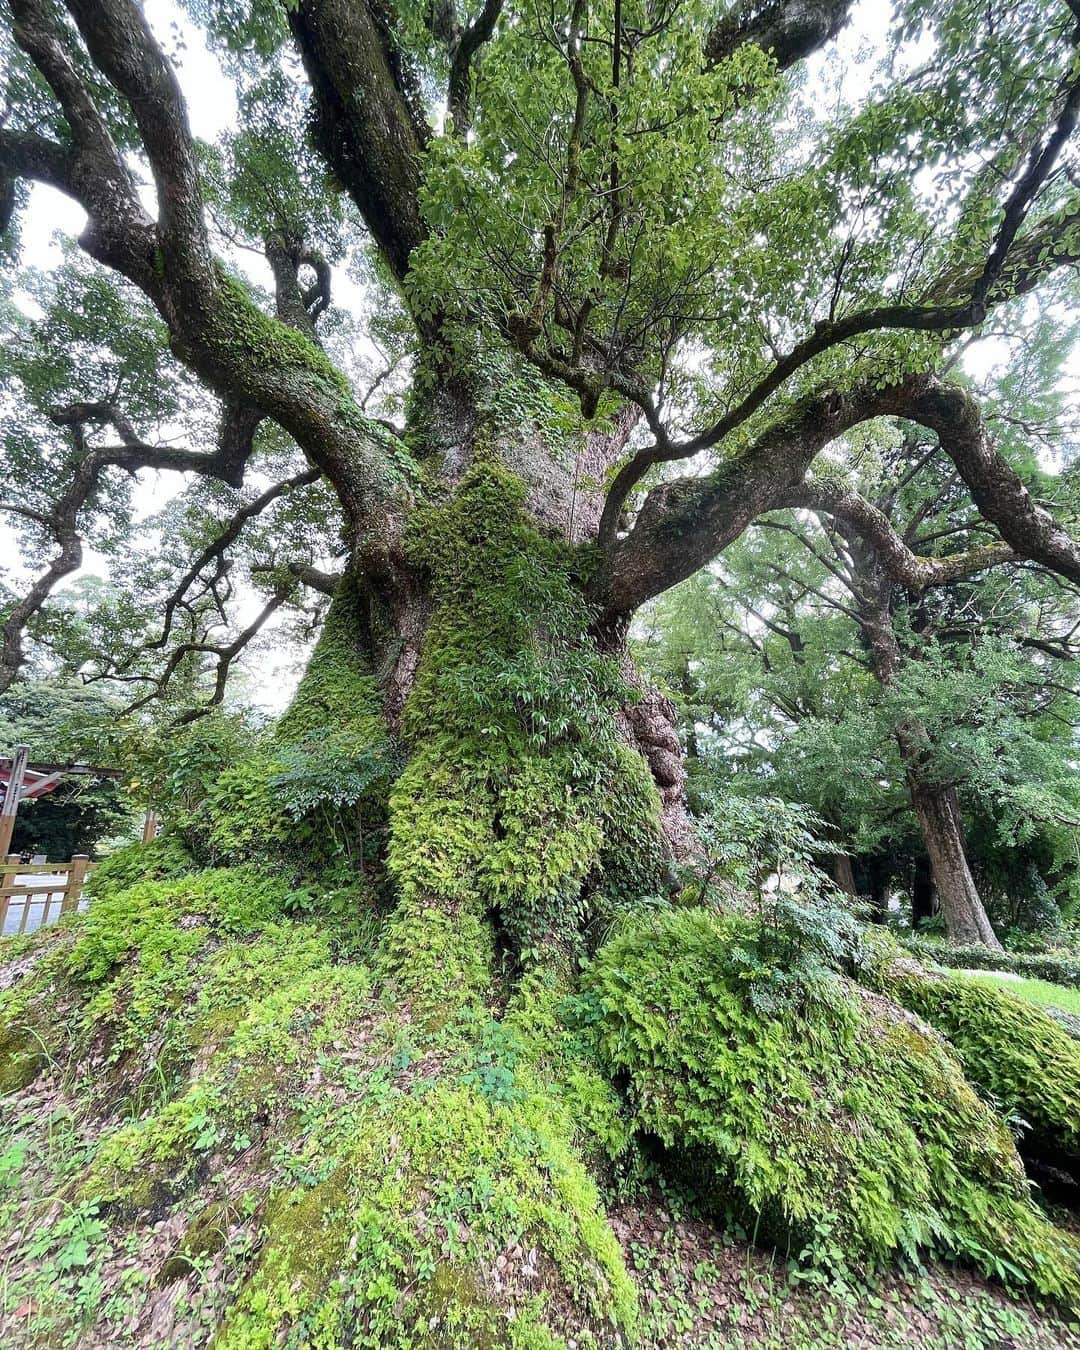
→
(903, 937, 1080, 990)
(83, 834, 195, 902)
(585, 908, 1080, 1305)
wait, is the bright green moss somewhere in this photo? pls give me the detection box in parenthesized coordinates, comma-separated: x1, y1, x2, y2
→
(0, 1020, 48, 1096)
(67, 866, 295, 983)
(0, 866, 369, 1118)
(217, 1073, 637, 1349)
(585, 908, 1080, 1308)
(883, 967, 1080, 1162)
(202, 750, 297, 861)
(158, 1201, 231, 1283)
(192, 577, 393, 869)
(213, 270, 349, 396)
(380, 457, 666, 1002)
(83, 960, 375, 1210)
(507, 968, 636, 1170)
(274, 574, 384, 746)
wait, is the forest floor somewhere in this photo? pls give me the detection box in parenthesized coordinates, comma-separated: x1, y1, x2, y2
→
(614, 1196, 1080, 1349)
(6, 1064, 1078, 1348)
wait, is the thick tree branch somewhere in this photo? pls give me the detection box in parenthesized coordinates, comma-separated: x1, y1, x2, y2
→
(590, 373, 1080, 622)
(252, 561, 344, 597)
(448, 0, 504, 132)
(4, 0, 159, 284)
(597, 59, 1080, 544)
(63, 0, 212, 280)
(771, 483, 1017, 590)
(885, 376, 1080, 587)
(3, 0, 412, 551)
(285, 0, 429, 284)
(0, 129, 75, 199)
(705, 0, 854, 71)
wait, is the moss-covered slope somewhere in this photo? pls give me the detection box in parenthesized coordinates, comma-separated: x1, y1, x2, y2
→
(0, 854, 635, 1348)
(584, 909, 1080, 1307)
(879, 960, 1080, 1167)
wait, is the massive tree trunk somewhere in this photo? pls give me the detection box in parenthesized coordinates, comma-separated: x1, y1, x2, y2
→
(284, 363, 689, 999)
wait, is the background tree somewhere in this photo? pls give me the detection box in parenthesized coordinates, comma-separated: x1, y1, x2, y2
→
(640, 384, 1080, 944)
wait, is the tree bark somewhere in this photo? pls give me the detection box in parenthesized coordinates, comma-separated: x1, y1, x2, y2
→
(831, 852, 857, 897)
(906, 772, 1002, 948)
(851, 542, 1002, 949)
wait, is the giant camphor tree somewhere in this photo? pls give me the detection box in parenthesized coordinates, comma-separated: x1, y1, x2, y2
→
(3, 1, 1080, 1345)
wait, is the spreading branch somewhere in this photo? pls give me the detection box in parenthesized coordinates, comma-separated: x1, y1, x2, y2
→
(772, 482, 1017, 591)
(0, 400, 264, 693)
(2, 0, 410, 542)
(705, 0, 854, 71)
(591, 372, 1080, 621)
(596, 59, 1080, 542)
(284, 0, 429, 284)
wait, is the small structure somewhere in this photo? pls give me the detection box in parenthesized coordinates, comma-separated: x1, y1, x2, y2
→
(0, 743, 121, 857)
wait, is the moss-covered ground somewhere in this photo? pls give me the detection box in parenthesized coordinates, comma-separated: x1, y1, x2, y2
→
(2, 875, 1079, 1347)
(2, 465, 1079, 1346)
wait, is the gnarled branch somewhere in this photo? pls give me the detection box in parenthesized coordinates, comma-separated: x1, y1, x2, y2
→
(590, 372, 1080, 621)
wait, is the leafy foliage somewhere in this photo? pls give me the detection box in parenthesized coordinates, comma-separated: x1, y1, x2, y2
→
(586, 908, 1080, 1304)
(688, 793, 862, 1011)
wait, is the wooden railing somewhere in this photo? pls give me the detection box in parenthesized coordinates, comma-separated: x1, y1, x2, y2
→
(1, 855, 94, 937)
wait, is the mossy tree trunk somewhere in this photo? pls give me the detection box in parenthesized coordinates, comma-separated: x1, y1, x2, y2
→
(276, 361, 685, 1003)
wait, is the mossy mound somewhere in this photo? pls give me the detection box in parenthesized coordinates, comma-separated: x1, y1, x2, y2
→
(584, 908, 1080, 1308)
(0, 853, 635, 1347)
(154, 574, 396, 870)
(880, 963, 1080, 1168)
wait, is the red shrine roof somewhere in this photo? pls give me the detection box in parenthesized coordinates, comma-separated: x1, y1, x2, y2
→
(0, 759, 120, 800)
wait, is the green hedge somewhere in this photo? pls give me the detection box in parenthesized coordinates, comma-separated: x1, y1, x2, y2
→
(904, 938, 1080, 990)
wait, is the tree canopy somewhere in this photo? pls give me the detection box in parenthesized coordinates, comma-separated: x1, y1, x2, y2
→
(0, 0, 1078, 703)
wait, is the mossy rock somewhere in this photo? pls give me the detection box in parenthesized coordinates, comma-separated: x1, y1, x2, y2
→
(0, 1020, 48, 1096)
(881, 963, 1080, 1167)
(585, 908, 1080, 1309)
(158, 1201, 236, 1284)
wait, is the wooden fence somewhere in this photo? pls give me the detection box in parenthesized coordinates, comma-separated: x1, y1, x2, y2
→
(0, 855, 94, 937)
